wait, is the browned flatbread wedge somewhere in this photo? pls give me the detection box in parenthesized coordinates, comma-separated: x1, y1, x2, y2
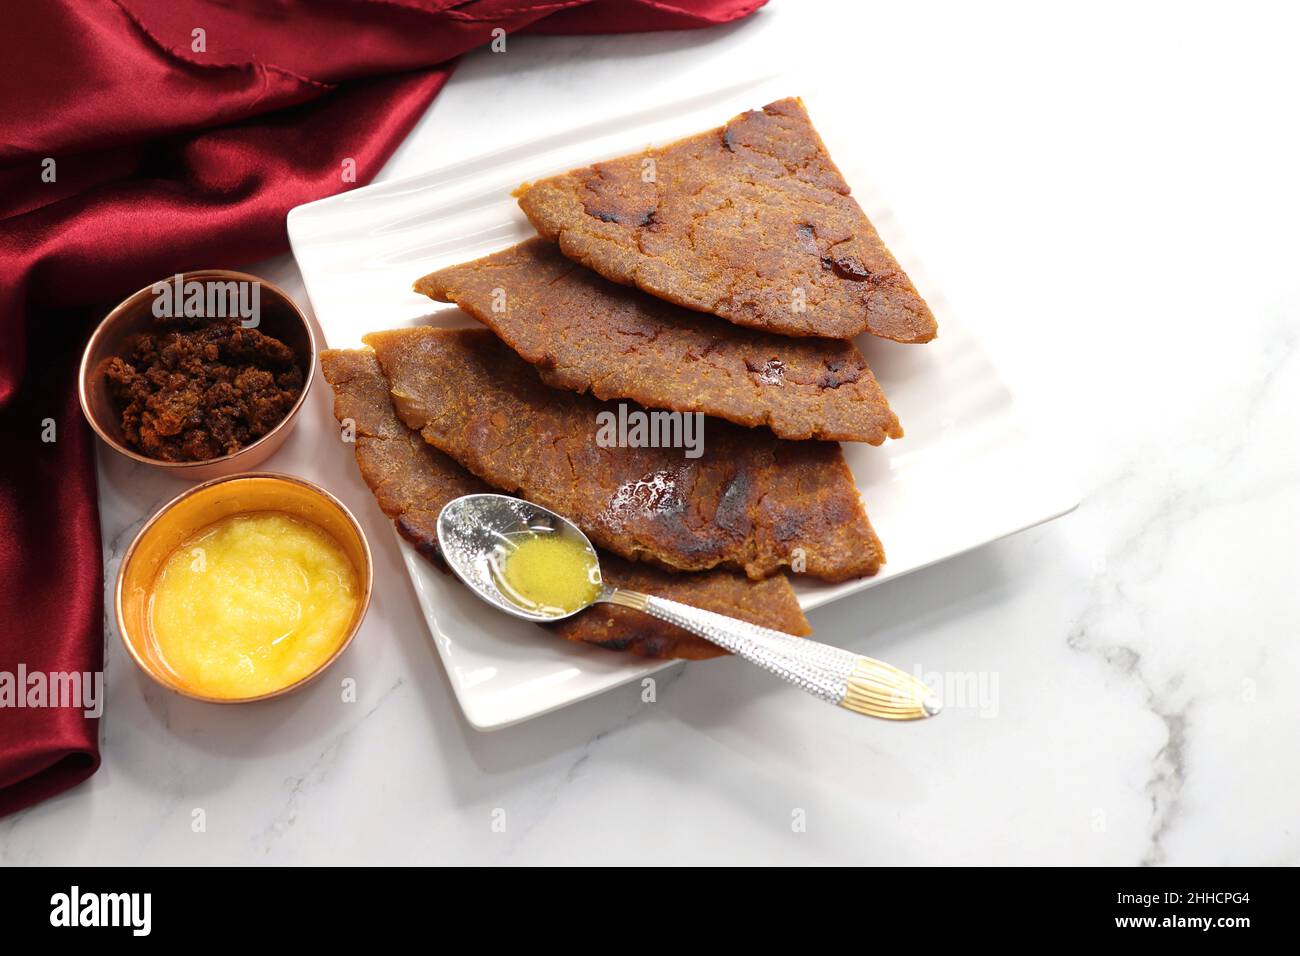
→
(414, 238, 902, 444)
(319, 348, 810, 659)
(319, 348, 486, 564)
(515, 97, 937, 343)
(364, 327, 884, 583)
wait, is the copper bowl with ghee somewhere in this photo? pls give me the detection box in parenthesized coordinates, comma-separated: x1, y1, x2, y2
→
(79, 271, 316, 480)
(116, 473, 373, 704)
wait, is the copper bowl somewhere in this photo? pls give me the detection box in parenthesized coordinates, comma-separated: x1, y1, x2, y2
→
(79, 270, 315, 480)
(116, 472, 373, 704)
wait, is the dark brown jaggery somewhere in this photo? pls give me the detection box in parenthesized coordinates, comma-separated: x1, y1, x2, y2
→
(103, 318, 302, 462)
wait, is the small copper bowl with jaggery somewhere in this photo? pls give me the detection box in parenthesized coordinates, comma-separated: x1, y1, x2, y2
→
(79, 270, 316, 480)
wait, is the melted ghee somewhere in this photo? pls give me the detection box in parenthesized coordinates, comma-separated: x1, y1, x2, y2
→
(149, 511, 359, 699)
(496, 532, 601, 616)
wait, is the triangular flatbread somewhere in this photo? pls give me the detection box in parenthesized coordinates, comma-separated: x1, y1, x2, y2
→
(516, 97, 937, 343)
(364, 327, 885, 583)
(415, 238, 902, 443)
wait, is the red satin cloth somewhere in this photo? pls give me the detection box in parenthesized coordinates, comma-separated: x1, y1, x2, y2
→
(0, 0, 765, 817)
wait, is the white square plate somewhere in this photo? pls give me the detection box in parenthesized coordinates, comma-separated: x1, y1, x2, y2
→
(287, 74, 1078, 730)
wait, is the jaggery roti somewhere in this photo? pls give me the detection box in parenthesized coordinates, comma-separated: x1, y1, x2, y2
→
(319, 348, 810, 659)
(364, 327, 884, 582)
(515, 97, 937, 343)
(319, 348, 486, 563)
(414, 238, 902, 444)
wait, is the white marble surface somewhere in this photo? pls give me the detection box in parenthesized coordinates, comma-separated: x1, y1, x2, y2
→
(4, 0, 1298, 865)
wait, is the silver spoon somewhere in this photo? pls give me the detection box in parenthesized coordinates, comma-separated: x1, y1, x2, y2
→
(437, 493, 941, 721)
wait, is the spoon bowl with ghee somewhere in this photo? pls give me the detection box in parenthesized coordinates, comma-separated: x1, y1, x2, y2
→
(437, 494, 941, 721)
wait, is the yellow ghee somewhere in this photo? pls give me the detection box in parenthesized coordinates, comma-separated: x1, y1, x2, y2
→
(149, 511, 360, 699)
(497, 532, 601, 616)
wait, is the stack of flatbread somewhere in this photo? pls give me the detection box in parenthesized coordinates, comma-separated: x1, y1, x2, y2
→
(321, 98, 937, 660)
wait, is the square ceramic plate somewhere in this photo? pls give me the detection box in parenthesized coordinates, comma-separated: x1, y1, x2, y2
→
(287, 74, 1078, 730)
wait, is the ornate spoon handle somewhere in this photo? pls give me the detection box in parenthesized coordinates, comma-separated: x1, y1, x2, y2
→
(603, 588, 941, 720)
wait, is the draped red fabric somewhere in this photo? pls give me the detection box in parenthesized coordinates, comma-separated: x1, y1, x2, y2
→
(0, 0, 766, 817)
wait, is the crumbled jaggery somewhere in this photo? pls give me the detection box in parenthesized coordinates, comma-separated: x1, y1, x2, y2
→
(103, 318, 303, 462)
